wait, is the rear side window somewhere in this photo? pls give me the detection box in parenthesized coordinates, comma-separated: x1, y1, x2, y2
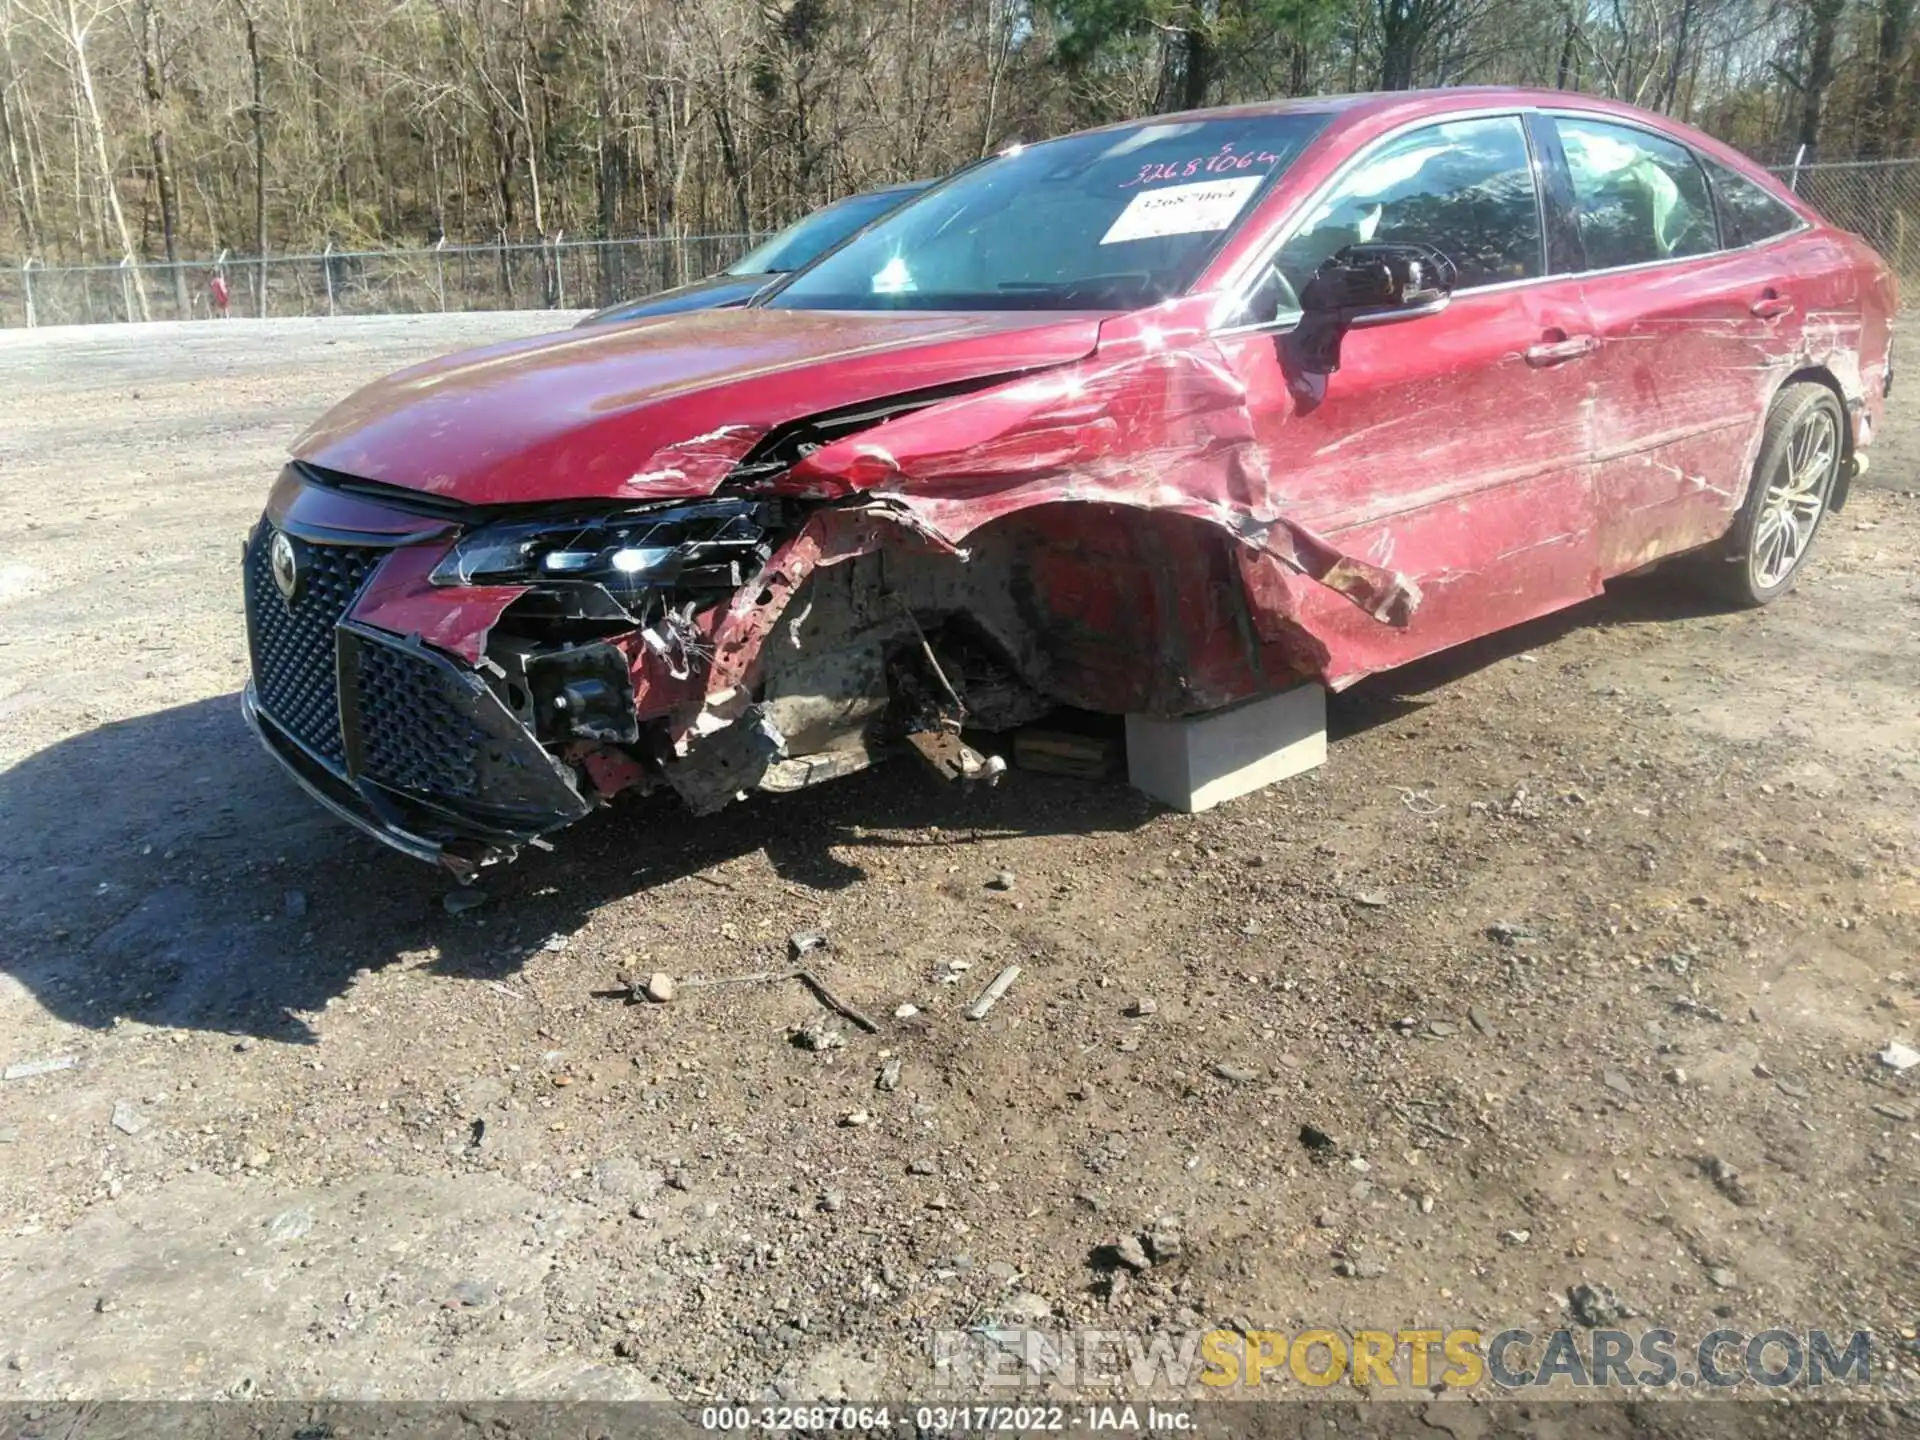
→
(1274, 115, 1542, 294)
(1703, 159, 1802, 247)
(1555, 117, 1716, 270)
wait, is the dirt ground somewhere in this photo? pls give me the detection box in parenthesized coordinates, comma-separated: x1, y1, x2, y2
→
(0, 314, 1916, 1414)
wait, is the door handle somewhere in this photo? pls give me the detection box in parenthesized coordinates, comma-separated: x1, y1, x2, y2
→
(1751, 293, 1794, 319)
(1525, 333, 1598, 367)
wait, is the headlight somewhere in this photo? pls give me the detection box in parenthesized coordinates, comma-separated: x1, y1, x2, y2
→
(431, 499, 774, 599)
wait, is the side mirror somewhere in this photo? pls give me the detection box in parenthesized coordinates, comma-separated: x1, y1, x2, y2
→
(1291, 242, 1457, 374)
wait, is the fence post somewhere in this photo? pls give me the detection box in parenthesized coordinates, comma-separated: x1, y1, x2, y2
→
(323, 241, 336, 317)
(552, 229, 565, 309)
(1788, 143, 1807, 194)
(20, 259, 34, 328)
(434, 237, 447, 312)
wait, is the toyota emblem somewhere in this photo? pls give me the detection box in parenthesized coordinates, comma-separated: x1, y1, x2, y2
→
(268, 529, 303, 603)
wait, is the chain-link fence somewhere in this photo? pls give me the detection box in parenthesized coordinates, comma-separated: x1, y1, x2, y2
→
(1771, 157, 1920, 287)
(4, 158, 1919, 328)
(0, 233, 761, 329)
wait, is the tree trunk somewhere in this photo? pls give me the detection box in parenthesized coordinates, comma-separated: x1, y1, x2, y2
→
(1865, 0, 1915, 157)
(234, 0, 267, 315)
(64, 0, 147, 317)
(1798, 0, 1842, 157)
(135, 0, 185, 315)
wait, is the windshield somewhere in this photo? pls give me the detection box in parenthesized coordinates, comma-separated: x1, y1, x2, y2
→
(727, 189, 923, 275)
(767, 114, 1328, 311)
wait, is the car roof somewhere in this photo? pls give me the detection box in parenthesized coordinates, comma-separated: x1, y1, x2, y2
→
(1058, 87, 1790, 198)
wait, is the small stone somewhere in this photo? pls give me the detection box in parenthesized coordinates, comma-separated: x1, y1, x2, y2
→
(820, 1189, 845, 1213)
(1314, 1210, 1335, 1229)
(1602, 1069, 1633, 1097)
(94, 1295, 117, 1314)
(1212, 1062, 1258, 1083)
(893, 1004, 920, 1019)
(442, 888, 488, 916)
(234, 1038, 257, 1052)
(1146, 1219, 1183, 1262)
(791, 1018, 845, 1052)
(1127, 997, 1159, 1018)
(283, 890, 308, 919)
(1502, 1228, 1531, 1246)
(1427, 1020, 1459, 1038)
(1706, 1266, 1739, 1290)
(1666, 1068, 1688, 1086)
(3, 1055, 77, 1081)
(641, 973, 676, 1004)
(1352, 891, 1390, 908)
(1878, 1039, 1920, 1072)
(264, 1208, 314, 1244)
(244, 1150, 270, 1169)
(110, 1101, 148, 1136)
(1468, 1006, 1497, 1037)
(840, 1110, 871, 1127)
(789, 932, 830, 960)
(1701, 1155, 1756, 1207)
(986, 870, 1015, 891)
(877, 1059, 903, 1092)
(907, 1158, 936, 1176)
(1568, 1281, 1628, 1327)
(1111, 1236, 1152, 1272)
(1775, 1078, 1810, 1099)
(1334, 1256, 1386, 1279)
(1872, 1100, 1915, 1122)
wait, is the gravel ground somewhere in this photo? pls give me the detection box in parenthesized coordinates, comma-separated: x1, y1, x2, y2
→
(0, 314, 1916, 1413)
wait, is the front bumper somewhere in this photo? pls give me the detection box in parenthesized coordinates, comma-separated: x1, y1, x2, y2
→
(242, 516, 594, 874)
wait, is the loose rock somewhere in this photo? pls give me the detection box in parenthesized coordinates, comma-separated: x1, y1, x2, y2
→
(109, 1101, 148, 1136)
(641, 972, 676, 1004)
(986, 870, 1015, 891)
(1568, 1281, 1629, 1327)
(441, 888, 488, 916)
(1110, 1236, 1152, 1272)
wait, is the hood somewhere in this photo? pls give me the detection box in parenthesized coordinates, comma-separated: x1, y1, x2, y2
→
(294, 306, 1105, 506)
(574, 273, 770, 327)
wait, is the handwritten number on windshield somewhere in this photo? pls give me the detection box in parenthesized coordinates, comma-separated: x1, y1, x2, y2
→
(1120, 145, 1284, 188)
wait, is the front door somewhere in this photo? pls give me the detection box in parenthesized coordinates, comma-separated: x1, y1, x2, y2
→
(1211, 113, 1604, 684)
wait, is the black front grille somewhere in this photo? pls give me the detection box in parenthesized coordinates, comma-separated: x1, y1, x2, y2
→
(243, 532, 384, 766)
(349, 640, 488, 798)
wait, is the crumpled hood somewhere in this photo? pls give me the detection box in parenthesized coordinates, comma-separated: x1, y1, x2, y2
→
(293, 306, 1105, 506)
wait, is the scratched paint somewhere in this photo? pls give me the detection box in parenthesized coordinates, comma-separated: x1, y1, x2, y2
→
(268, 85, 1898, 852)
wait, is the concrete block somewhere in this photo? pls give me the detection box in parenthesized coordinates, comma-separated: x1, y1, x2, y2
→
(1125, 683, 1326, 813)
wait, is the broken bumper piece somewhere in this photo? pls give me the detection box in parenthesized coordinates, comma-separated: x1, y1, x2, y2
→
(242, 526, 594, 874)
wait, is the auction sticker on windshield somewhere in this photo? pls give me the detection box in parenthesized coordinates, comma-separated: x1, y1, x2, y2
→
(1100, 175, 1264, 245)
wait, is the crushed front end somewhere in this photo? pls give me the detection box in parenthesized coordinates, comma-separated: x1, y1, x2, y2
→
(240, 462, 1031, 875)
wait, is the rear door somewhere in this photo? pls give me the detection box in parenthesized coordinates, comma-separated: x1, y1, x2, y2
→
(1211, 111, 1605, 680)
(1542, 112, 1810, 572)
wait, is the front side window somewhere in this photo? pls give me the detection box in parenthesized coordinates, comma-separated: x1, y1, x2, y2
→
(1555, 117, 1716, 270)
(766, 114, 1329, 312)
(1703, 159, 1802, 248)
(1266, 115, 1543, 306)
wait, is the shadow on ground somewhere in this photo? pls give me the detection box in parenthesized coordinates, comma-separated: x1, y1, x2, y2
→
(0, 689, 1157, 1045)
(0, 570, 1731, 1045)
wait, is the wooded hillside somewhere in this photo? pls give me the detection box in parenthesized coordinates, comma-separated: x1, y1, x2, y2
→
(3, 0, 1916, 272)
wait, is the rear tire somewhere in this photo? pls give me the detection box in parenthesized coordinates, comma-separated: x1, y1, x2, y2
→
(1709, 382, 1844, 607)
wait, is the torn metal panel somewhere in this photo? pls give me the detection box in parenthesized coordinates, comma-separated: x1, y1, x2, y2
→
(348, 542, 523, 665)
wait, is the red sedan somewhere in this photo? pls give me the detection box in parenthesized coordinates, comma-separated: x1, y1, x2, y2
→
(244, 87, 1895, 874)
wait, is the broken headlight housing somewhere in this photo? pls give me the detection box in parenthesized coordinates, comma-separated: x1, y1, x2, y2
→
(430, 498, 776, 602)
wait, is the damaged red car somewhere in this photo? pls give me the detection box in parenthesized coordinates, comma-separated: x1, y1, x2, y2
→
(243, 87, 1895, 875)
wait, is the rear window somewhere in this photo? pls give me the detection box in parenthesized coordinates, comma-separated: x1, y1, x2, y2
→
(1704, 159, 1803, 248)
(1555, 117, 1717, 270)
